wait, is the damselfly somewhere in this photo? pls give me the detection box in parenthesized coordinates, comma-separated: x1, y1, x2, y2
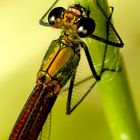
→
(9, 0, 123, 139)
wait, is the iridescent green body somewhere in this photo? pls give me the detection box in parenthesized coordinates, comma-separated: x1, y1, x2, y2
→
(9, 6, 83, 140)
(37, 39, 80, 89)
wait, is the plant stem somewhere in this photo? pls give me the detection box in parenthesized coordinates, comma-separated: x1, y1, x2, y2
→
(98, 56, 140, 140)
(75, 0, 140, 139)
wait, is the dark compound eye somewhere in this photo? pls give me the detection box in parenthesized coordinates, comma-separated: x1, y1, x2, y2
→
(48, 7, 65, 25)
(77, 17, 95, 37)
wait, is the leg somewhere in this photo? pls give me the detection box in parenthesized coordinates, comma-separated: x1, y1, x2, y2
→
(89, 0, 124, 47)
(66, 73, 76, 114)
(99, 6, 113, 76)
(108, 7, 114, 21)
(39, 0, 59, 26)
(99, 6, 121, 77)
(66, 72, 97, 115)
(80, 41, 100, 81)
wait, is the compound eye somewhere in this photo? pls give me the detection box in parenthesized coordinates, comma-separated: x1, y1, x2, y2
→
(48, 7, 65, 25)
(77, 17, 95, 37)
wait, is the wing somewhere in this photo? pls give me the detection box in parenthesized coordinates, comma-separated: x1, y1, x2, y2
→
(37, 112, 51, 140)
(61, 49, 97, 114)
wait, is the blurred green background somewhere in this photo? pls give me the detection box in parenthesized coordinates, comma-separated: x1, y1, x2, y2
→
(0, 0, 140, 140)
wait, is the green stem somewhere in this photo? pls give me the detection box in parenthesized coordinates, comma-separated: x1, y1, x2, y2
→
(75, 0, 140, 139)
(98, 56, 140, 140)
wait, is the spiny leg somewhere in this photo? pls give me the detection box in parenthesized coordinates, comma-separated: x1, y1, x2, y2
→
(90, 0, 124, 47)
(66, 72, 76, 114)
(39, 0, 59, 26)
(65, 41, 100, 114)
(66, 71, 97, 115)
(99, 6, 115, 77)
(96, 0, 124, 47)
(80, 41, 100, 81)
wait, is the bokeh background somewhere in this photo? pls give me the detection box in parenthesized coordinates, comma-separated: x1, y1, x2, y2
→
(0, 0, 140, 140)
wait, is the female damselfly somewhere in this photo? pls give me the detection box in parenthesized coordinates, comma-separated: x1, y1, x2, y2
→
(9, 0, 123, 139)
